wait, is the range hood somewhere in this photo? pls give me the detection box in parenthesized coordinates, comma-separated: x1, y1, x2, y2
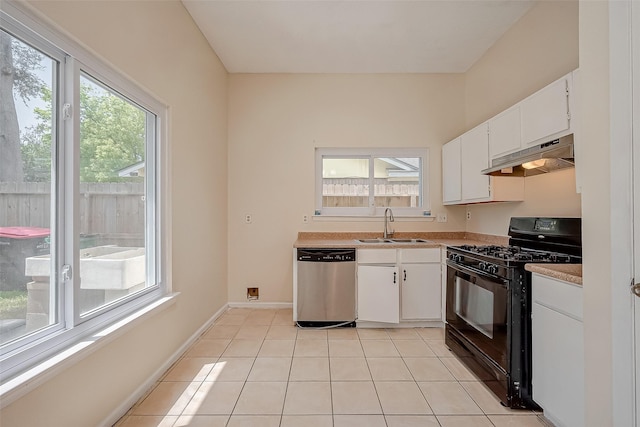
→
(481, 134, 574, 177)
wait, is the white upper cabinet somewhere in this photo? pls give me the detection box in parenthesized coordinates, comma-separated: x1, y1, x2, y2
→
(520, 75, 571, 146)
(442, 123, 523, 205)
(486, 72, 574, 161)
(442, 70, 577, 205)
(461, 123, 491, 201)
(488, 106, 521, 159)
(442, 137, 462, 204)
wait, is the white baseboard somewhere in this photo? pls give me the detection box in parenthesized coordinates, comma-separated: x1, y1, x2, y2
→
(356, 320, 444, 328)
(228, 301, 293, 309)
(101, 303, 229, 427)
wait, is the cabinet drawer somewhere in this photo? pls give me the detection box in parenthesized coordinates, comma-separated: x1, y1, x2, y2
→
(399, 248, 440, 263)
(532, 273, 583, 320)
(357, 248, 397, 264)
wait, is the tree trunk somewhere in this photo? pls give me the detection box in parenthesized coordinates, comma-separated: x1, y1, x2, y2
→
(0, 31, 24, 182)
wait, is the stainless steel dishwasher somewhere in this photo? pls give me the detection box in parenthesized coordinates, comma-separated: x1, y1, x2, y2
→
(296, 248, 356, 327)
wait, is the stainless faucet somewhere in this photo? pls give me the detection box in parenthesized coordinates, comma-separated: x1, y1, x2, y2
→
(383, 208, 395, 238)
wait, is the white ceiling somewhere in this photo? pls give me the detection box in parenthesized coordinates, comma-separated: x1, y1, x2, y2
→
(181, 0, 536, 74)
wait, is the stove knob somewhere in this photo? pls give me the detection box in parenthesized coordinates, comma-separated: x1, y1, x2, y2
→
(478, 261, 487, 271)
(487, 264, 499, 274)
(449, 253, 459, 262)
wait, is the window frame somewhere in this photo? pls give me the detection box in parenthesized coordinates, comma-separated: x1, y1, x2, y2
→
(315, 147, 430, 217)
(0, 2, 170, 384)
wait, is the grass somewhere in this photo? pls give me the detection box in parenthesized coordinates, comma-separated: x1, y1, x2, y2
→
(0, 290, 28, 319)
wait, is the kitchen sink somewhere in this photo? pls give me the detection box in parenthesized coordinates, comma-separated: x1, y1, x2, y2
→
(356, 238, 431, 244)
(357, 238, 393, 243)
(389, 238, 431, 243)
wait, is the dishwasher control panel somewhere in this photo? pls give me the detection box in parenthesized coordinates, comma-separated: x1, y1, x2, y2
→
(297, 248, 356, 262)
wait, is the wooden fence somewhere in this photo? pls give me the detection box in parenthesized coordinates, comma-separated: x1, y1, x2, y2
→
(322, 178, 421, 208)
(0, 182, 145, 246)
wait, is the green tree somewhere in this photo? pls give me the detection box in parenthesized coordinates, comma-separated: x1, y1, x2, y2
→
(20, 89, 52, 182)
(77, 80, 145, 182)
(20, 79, 146, 183)
(3, 30, 145, 183)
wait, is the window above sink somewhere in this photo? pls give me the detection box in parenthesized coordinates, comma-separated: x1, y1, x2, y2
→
(315, 147, 431, 218)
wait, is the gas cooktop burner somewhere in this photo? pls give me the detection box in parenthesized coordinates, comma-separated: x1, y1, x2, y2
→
(454, 244, 574, 263)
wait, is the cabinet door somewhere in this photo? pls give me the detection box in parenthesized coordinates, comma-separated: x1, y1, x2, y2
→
(521, 76, 570, 146)
(401, 263, 441, 320)
(442, 138, 461, 204)
(357, 265, 399, 323)
(461, 123, 490, 201)
(532, 302, 584, 427)
(489, 106, 521, 159)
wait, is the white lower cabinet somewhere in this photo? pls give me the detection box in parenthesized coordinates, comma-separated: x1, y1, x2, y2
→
(357, 248, 441, 324)
(400, 262, 441, 320)
(357, 264, 399, 323)
(531, 273, 584, 427)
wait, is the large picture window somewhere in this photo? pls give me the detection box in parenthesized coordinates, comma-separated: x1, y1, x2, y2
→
(0, 6, 166, 383)
(315, 148, 430, 217)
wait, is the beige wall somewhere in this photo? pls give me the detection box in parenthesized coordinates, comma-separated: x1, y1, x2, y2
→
(0, 1, 229, 426)
(227, 74, 467, 303)
(579, 1, 613, 425)
(462, 0, 581, 236)
(464, 169, 582, 236)
(465, 0, 579, 129)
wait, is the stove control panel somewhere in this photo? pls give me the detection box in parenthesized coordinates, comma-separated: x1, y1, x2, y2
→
(448, 253, 463, 263)
(478, 261, 499, 275)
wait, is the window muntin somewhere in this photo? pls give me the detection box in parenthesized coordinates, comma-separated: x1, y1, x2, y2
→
(0, 7, 166, 382)
(316, 148, 429, 217)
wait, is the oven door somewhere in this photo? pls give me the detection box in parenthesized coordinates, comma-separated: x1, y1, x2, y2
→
(446, 261, 510, 371)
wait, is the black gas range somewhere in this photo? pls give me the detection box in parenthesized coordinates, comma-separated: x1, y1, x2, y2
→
(445, 217, 581, 409)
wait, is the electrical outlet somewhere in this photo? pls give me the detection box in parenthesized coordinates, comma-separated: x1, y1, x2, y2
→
(302, 214, 309, 223)
(244, 214, 252, 224)
(437, 214, 448, 223)
(466, 211, 471, 220)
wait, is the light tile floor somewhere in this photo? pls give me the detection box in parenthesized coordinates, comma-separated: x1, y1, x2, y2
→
(115, 308, 548, 427)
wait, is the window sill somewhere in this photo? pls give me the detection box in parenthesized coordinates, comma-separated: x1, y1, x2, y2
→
(0, 292, 179, 409)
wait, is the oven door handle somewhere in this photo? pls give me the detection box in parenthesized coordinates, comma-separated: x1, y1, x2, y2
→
(446, 260, 509, 287)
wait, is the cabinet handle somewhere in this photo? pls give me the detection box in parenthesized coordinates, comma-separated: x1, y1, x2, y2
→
(403, 269, 407, 282)
(632, 282, 640, 297)
(393, 271, 396, 284)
